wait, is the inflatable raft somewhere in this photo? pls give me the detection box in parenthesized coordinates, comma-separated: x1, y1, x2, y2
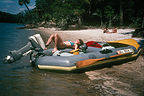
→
(4, 34, 142, 72)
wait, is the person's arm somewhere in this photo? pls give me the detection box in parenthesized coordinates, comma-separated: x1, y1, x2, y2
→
(74, 44, 79, 50)
(103, 28, 109, 33)
(112, 28, 117, 33)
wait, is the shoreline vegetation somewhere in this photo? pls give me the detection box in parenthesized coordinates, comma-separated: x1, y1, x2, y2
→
(1, 0, 144, 30)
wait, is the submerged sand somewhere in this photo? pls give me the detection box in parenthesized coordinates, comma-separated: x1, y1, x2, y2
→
(34, 27, 144, 96)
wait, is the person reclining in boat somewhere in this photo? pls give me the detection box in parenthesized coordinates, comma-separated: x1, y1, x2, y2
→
(45, 33, 84, 53)
(103, 27, 117, 33)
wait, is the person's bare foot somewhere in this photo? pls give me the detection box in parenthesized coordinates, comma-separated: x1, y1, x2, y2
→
(44, 47, 48, 50)
(52, 48, 58, 53)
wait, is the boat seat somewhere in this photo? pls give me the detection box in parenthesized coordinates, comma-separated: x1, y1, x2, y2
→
(29, 34, 46, 51)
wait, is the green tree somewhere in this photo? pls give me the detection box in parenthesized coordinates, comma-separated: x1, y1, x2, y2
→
(104, 5, 115, 27)
(16, 12, 25, 23)
(18, 0, 30, 12)
(119, 0, 123, 26)
(50, 0, 88, 27)
(35, 0, 54, 22)
(20, 0, 143, 28)
(142, 17, 144, 28)
(93, 9, 103, 27)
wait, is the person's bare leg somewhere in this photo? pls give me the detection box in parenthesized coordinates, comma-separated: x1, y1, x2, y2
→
(44, 34, 55, 50)
(113, 28, 117, 33)
(45, 34, 55, 46)
(52, 33, 64, 53)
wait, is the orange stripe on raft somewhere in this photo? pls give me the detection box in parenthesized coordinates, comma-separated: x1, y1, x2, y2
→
(76, 58, 105, 68)
(76, 52, 132, 68)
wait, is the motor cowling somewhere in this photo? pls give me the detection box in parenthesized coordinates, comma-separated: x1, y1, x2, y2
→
(3, 42, 32, 63)
(3, 34, 46, 64)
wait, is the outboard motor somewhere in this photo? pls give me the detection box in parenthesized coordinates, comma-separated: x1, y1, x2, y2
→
(3, 42, 32, 63)
(3, 34, 45, 63)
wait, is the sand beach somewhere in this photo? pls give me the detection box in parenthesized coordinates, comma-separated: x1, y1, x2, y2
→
(35, 27, 137, 42)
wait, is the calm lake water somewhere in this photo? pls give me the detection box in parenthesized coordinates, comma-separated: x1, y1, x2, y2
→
(0, 23, 90, 96)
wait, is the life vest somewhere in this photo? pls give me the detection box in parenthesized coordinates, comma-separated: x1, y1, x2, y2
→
(69, 49, 80, 55)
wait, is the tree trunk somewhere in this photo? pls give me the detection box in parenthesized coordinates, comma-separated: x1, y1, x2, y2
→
(24, 2, 30, 12)
(142, 16, 144, 28)
(100, 16, 103, 27)
(120, 0, 123, 26)
(78, 16, 82, 25)
(109, 16, 112, 27)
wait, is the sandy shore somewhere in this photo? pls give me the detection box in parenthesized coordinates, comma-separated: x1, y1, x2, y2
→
(35, 27, 137, 42)
(34, 27, 144, 96)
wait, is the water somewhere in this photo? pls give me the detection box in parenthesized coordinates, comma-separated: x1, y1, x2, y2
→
(0, 23, 90, 96)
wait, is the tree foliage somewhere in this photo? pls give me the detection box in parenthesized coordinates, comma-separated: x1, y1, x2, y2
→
(18, 0, 30, 12)
(16, 0, 144, 28)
